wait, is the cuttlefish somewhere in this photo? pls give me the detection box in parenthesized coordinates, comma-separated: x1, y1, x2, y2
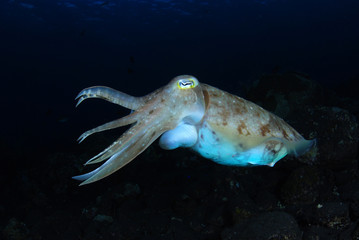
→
(73, 75, 315, 185)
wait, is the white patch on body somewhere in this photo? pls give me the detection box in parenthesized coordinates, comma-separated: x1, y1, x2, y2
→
(159, 123, 198, 150)
(191, 122, 288, 167)
(191, 122, 237, 164)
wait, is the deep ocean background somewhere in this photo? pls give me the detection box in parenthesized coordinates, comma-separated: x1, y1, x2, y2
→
(1, 0, 359, 239)
(1, 0, 359, 152)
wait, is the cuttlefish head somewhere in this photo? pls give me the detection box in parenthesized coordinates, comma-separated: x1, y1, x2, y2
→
(73, 75, 206, 185)
(158, 75, 206, 127)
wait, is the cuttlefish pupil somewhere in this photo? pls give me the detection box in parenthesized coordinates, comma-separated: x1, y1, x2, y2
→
(177, 78, 198, 89)
(73, 75, 316, 185)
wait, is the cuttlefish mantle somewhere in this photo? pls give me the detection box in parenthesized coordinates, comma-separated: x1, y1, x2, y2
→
(73, 75, 316, 185)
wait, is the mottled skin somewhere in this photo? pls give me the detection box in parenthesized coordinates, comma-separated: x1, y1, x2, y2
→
(74, 75, 315, 185)
(192, 85, 312, 166)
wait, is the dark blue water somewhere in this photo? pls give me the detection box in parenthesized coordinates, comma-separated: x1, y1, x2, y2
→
(1, 1, 359, 238)
(1, 0, 358, 152)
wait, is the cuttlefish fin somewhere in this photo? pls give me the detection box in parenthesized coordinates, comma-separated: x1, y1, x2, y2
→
(290, 138, 317, 157)
(245, 137, 316, 167)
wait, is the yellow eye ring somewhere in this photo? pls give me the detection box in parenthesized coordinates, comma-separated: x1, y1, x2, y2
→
(177, 77, 198, 89)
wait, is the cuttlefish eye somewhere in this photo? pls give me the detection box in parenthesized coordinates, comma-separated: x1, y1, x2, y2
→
(177, 77, 199, 89)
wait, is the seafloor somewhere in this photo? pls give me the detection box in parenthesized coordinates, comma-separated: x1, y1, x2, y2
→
(1, 72, 359, 240)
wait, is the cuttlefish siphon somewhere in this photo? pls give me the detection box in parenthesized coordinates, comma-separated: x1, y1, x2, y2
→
(73, 75, 316, 185)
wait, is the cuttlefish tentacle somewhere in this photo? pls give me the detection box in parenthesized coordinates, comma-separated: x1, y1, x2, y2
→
(73, 76, 203, 185)
(76, 86, 166, 144)
(77, 110, 142, 143)
(73, 113, 170, 185)
(75, 86, 144, 109)
(83, 105, 168, 166)
(75, 86, 163, 110)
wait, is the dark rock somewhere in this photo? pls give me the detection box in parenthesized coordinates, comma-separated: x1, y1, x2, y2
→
(303, 225, 338, 240)
(226, 191, 259, 224)
(2, 218, 30, 240)
(4, 70, 359, 240)
(349, 190, 359, 219)
(305, 106, 359, 169)
(173, 194, 198, 216)
(336, 180, 359, 222)
(207, 205, 226, 227)
(168, 219, 198, 240)
(280, 166, 324, 205)
(221, 211, 301, 240)
(93, 214, 114, 223)
(231, 206, 255, 225)
(337, 179, 359, 201)
(140, 212, 171, 237)
(245, 72, 329, 118)
(334, 169, 357, 186)
(122, 182, 141, 197)
(339, 220, 359, 240)
(313, 202, 350, 230)
(254, 190, 279, 211)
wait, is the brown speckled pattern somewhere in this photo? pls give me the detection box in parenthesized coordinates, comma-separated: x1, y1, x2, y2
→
(201, 84, 303, 150)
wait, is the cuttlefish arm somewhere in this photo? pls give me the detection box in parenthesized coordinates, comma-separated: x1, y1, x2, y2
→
(73, 111, 169, 185)
(73, 76, 205, 185)
(75, 86, 163, 110)
(75, 86, 165, 142)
